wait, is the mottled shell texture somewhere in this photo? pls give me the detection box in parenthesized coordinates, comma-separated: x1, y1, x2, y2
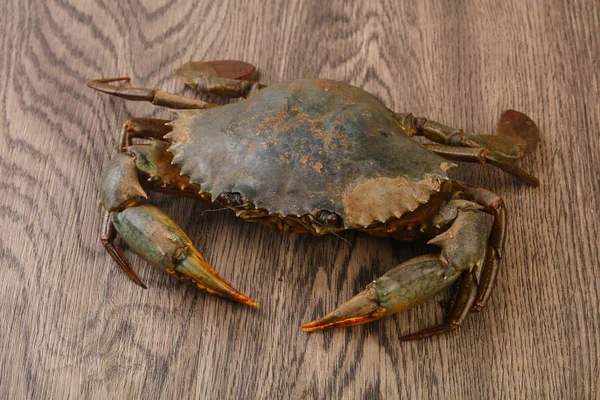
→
(166, 79, 452, 227)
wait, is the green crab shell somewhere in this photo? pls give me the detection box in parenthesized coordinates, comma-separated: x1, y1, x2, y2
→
(165, 78, 454, 228)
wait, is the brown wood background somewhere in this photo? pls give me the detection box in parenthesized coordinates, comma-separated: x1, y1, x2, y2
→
(0, 0, 598, 398)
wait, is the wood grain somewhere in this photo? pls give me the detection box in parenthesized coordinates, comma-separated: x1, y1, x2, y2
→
(0, 0, 598, 398)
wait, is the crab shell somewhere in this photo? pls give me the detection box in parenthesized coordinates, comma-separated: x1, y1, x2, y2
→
(165, 78, 454, 229)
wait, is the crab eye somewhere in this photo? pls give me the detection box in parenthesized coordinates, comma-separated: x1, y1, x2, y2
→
(217, 192, 245, 207)
(318, 211, 341, 227)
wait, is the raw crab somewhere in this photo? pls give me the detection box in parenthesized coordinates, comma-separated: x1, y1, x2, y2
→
(88, 60, 539, 340)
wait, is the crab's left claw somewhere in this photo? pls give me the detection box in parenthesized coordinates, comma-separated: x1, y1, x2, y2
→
(303, 255, 461, 332)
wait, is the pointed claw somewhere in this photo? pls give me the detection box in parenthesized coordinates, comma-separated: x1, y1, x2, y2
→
(176, 249, 258, 307)
(110, 204, 257, 307)
(302, 286, 385, 332)
(303, 255, 461, 333)
(101, 238, 148, 289)
(486, 151, 540, 186)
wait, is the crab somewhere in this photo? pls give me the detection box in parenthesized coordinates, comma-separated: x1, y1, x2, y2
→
(87, 60, 539, 340)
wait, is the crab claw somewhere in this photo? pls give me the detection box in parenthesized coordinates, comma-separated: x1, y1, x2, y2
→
(302, 255, 460, 332)
(302, 285, 386, 332)
(176, 248, 258, 307)
(109, 203, 258, 307)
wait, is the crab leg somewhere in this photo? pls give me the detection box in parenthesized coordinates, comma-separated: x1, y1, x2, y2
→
(451, 181, 505, 310)
(396, 110, 540, 186)
(119, 117, 172, 150)
(303, 196, 493, 337)
(175, 60, 263, 98)
(423, 143, 539, 186)
(87, 77, 217, 109)
(472, 244, 499, 311)
(97, 118, 173, 288)
(98, 152, 257, 306)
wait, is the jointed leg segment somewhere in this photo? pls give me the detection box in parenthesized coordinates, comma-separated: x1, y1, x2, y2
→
(120, 118, 172, 150)
(396, 110, 540, 186)
(424, 143, 539, 185)
(87, 77, 217, 109)
(452, 181, 505, 310)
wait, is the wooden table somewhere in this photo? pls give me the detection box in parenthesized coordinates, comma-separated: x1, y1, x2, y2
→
(1, 1, 598, 398)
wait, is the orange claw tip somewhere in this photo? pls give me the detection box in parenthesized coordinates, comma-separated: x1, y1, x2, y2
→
(302, 315, 378, 332)
(214, 283, 258, 307)
(301, 288, 384, 332)
(203, 284, 258, 307)
(237, 296, 259, 308)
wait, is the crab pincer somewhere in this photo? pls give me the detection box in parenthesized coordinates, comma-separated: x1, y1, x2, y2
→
(302, 256, 462, 332)
(99, 153, 257, 307)
(304, 201, 495, 340)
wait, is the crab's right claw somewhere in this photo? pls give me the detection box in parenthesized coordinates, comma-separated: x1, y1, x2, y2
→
(175, 60, 261, 98)
(99, 153, 257, 306)
(111, 204, 258, 307)
(175, 245, 259, 307)
(302, 255, 460, 332)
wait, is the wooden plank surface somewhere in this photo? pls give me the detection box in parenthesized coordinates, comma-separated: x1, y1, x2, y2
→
(0, 0, 598, 398)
